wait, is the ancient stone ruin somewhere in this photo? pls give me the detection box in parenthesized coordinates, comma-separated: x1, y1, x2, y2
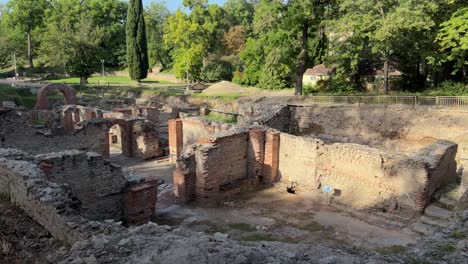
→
(1, 86, 467, 263)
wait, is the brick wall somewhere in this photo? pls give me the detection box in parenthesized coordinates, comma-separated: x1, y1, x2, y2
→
(131, 120, 163, 159)
(1, 111, 112, 156)
(35, 151, 127, 221)
(174, 128, 278, 204)
(263, 131, 280, 183)
(0, 152, 84, 244)
(124, 183, 157, 225)
(168, 119, 183, 158)
(247, 128, 266, 180)
(182, 118, 233, 146)
(278, 133, 458, 214)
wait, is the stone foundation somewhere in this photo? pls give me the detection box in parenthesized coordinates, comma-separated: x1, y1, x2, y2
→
(0, 148, 158, 243)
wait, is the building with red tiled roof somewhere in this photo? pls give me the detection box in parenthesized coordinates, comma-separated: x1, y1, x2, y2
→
(303, 64, 336, 86)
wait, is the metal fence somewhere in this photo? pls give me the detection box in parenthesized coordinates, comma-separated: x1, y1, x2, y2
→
(301, 96, 468, 109)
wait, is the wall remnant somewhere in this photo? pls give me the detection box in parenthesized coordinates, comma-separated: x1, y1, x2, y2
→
(278, 133, 458, 214)
(35, 83, 77, 110)
(173, 127, 276, 204)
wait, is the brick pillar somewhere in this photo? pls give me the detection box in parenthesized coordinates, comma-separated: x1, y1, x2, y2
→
(173, 170, 196, 204)
(169, 119, 183, 158)
(141, 107, 159, 123)
(460, 158, 468, 200)
(124, 183, 157, 225)
(73, 108, 81, 124)
(102, 130, 110, 159)
(248, 128, 266, 180)
(61, 111, 74, 132)
(121, 122, 133, 157)
(263, 131, 280, 183)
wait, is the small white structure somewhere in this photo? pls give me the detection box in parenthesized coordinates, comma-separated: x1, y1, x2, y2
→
(303, 64, 336, 86)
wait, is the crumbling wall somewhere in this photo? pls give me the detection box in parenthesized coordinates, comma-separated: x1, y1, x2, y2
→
(290, 105, 468, 148)
(278, 133, 458, 214)
(174, 130, 251, 203)
(60, 105, 102, 132)
(35, 150, 127, 221)
(0, 110, 111, 156)
(0, 149, 84, 244)
(174, 128, 278, 204)
(132, 120, 163, 159)
(182, 118, 233, 146)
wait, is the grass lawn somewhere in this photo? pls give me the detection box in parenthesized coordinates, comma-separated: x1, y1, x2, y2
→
(49, 76, 174, 84)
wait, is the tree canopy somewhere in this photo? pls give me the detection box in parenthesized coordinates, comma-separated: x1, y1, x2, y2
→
(0, 0, 465, 91)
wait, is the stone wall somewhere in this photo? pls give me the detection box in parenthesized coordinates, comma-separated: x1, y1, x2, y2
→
(289, 105, 468, 151)
(1, 110, 162, 160)
(0, 148, 158, 245)
(1, 110, 111, 156)
(35, 151, 127, 221)
(278, 133, 458, 214)
(182, 118, 233, 146)
(131, 120, 163, 159)
(0, 149, 85, 244)
(174, 128, 280, 204)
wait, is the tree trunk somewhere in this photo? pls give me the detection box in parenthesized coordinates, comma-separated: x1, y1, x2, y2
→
(27, 32, 34, 68)
(80, 76, 89, 85)
(295, 24, 309, 96)
(383, 59, 389, 95)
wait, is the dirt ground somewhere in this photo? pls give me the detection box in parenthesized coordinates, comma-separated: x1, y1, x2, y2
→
(154, 183, 420, 252)
(0, 196, 66, 264)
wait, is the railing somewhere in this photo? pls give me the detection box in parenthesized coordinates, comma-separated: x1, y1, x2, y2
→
(300, 96, 468, 109)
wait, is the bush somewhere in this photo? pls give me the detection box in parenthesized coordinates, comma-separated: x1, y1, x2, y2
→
(201, 60, 233, 82)
(325, 77, 357, 94)
(232, 71, 245, 85)
(427, 81, 467, 96)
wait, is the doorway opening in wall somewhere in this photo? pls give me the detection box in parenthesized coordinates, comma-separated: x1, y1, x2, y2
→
(109, 124, 123, 158)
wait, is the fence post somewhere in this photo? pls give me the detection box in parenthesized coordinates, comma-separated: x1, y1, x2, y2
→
(436, 97, 439, 108)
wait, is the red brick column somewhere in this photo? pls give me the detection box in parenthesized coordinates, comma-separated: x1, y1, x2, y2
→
(61, 111, 74, 132)
(248, 128, 266, 180)
(173, 170, 196, 204)
(263, 131, 280, 183)
(124, 183, 157, 225)
(169, 119, 183, 158)
(121, 122, 133, 157)
(101, 130, 110, 159)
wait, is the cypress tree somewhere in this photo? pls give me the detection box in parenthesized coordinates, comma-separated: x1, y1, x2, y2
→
(126, 0, 149, 82)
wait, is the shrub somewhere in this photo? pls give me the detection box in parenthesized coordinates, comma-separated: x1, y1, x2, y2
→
(427, 81, 467, 96)
(201, 60, 233, 82)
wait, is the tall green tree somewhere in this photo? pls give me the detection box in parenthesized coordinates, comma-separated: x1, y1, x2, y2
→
(5, 0, 49, 68)
(330, 0, 440, 94)
(39, 0, 105, 83)
(165, 0, 226, 81)
(145, 1, 172, 70)
(436, 7, 468, 77)
(126, 0, 149, 82)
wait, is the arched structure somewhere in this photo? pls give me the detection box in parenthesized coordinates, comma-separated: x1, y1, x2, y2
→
(35, 83, 77, 110)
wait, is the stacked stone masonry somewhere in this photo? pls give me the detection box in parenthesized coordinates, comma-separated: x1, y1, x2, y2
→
(0, 148, 158, 245)
(173, 127, 280, 204)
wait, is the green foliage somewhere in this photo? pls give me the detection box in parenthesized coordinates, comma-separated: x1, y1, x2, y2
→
(164, 3, 226, 81)
(426, 81, 467, 96)
(205, 112, 237, 123)
(436, 7, 468, 74)
(228, 223, 256, 232)
(201, 60, 233, 82)
(126, 0, 149, 81)
(437, 243, 456, 253)
(449, 230, 467, 240)
(40, 10, 105, 83)
(376, 245, 407, 255)
(145, 1, 172, 70)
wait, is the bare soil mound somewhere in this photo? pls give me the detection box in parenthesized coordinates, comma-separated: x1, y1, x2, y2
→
(203, 81, 245, 95)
